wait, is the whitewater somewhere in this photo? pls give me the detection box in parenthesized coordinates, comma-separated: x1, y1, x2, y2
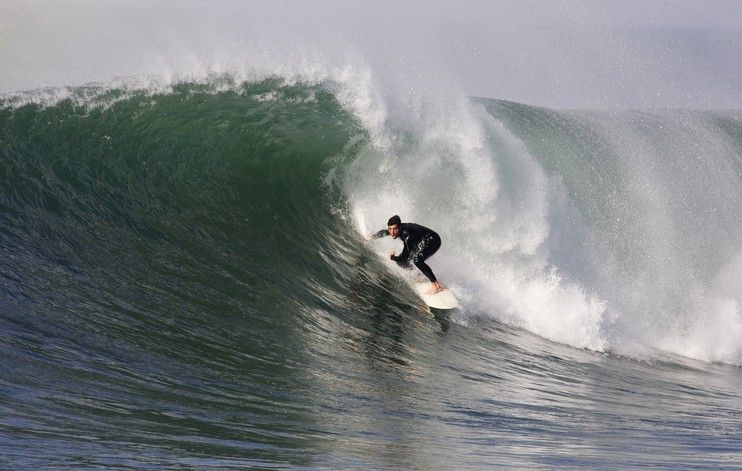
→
(1, 57, 741, 468)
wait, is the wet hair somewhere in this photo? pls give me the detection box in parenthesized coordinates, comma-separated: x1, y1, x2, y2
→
(387, 215, 401, 226)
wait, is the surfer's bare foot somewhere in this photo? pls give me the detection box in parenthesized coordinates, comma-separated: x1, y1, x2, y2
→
(426, 281, 443, 294)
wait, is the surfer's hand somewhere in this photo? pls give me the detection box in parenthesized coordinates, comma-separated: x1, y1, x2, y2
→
(363, 233, 372, 241)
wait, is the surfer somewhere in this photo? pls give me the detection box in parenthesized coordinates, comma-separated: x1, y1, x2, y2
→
(368, 215, 443, 294)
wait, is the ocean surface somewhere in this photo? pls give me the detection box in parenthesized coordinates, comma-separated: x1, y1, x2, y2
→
(1, 77, 741, 469)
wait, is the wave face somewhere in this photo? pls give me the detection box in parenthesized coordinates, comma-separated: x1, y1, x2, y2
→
(1, 78, 741, 468)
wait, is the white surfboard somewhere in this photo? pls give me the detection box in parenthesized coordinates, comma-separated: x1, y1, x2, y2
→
(412, 282, 459, 310)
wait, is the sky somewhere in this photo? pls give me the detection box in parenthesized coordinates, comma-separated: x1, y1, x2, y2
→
(1, 0, 741, 109)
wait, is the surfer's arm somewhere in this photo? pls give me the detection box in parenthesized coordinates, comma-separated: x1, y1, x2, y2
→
(391, 244, 409, 262)
(371, 229, 389, 239)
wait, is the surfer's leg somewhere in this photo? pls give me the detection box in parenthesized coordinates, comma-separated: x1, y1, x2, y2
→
(414, 259, 437, 282)
(416, 261, 443, 294)
(413, 234, 441, 283)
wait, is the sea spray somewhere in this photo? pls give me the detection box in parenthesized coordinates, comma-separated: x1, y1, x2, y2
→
(335, 71, 741, 363)
(340, 80, 609, 351)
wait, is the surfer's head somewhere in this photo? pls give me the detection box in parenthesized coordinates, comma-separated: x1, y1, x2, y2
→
(387, 215, 401, 238)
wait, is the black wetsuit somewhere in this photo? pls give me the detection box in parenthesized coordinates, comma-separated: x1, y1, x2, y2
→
(373, 223, 441, 282)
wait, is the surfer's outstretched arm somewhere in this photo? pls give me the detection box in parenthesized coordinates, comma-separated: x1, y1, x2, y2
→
(370, 229, 389, 239)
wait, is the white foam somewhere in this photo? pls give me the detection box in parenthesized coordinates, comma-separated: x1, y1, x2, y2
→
(342, 72, 610, 353)
(661, 250, 742, 365)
